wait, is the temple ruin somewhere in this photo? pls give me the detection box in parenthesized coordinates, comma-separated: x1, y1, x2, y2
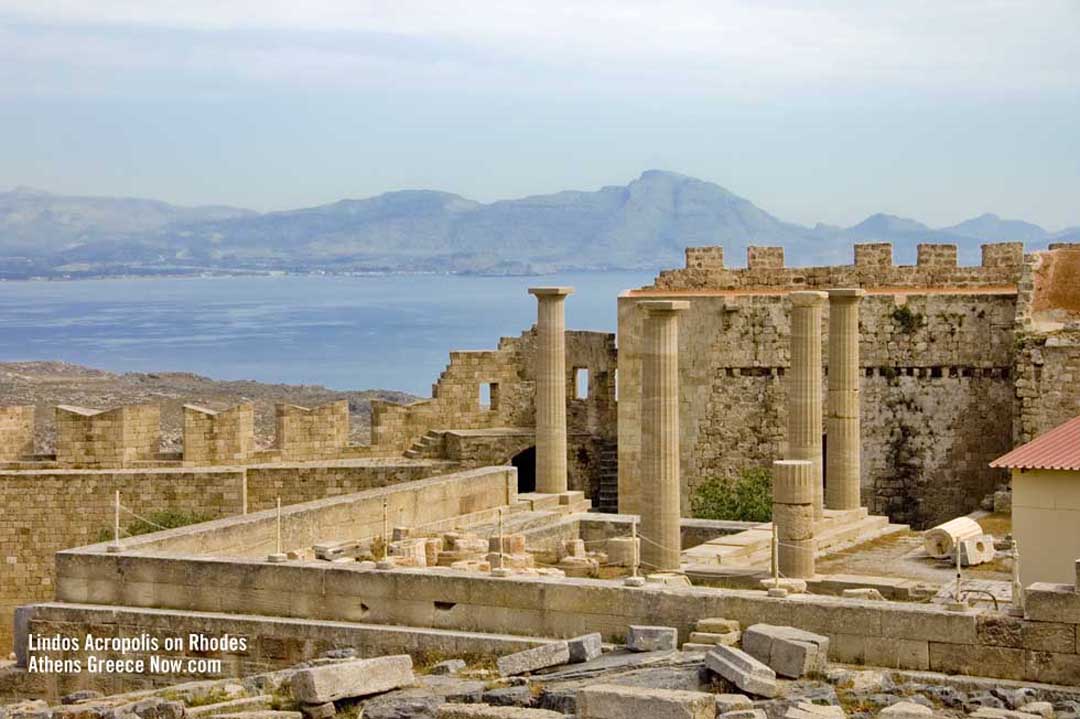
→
(3, 241, 1080, 708)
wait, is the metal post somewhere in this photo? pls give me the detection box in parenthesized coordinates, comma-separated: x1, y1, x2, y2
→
(376, 498, 393, 569)
(493, 507, 511, 577)
(624, 519, 645, 586)
(1011, 537, 1025, 615)
(267, 496, 286, 562)
(772, 522, 779, 587)
(107, 490, 122, 552)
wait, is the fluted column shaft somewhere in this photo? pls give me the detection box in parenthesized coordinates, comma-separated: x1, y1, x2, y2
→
(826, 289, 865, 511)
(773, 459, 816, 578)
(787, 291, 827, 521)
(639, 300, 688, 572)
(529, 287, 573, 494)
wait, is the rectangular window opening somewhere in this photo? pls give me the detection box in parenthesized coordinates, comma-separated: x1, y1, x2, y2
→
(479, 382, 499, 411)
(575, 367, 589, 400)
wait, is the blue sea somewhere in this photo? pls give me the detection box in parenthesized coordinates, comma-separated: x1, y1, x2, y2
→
(0, 272, 657, 395)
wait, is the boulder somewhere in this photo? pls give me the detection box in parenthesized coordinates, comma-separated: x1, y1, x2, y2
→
(626, 625, 678, 652)
(704, 646, 778, 698)
(290, 655, 415, 704)
(496, 642, 570, 676)
(577, 684, 716, 719)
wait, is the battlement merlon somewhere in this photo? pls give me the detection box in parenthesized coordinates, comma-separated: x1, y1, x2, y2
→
(662, 241, 1027, 292)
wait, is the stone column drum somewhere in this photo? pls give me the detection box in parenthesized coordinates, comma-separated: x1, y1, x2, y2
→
(528, 287, 574, 494)
(773, 459, 816, 578)
(638, 300, 689, 572)
(826, 288, 865, 511)
(787, 291, 828, 521)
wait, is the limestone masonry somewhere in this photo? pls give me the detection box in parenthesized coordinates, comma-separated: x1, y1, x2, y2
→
(3, 240, 1080, 710)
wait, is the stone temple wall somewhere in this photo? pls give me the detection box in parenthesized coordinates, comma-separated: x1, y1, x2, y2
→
(371, 327, 617, 455)
(619, 243, 1026, 528)
(0, 406, 34, 461)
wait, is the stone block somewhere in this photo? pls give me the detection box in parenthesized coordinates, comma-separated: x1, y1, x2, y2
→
(605, 537, 639, 566)
(960, 534, 997, 566)
(697, 618, 740, 634)
(742, 624, 829, 678)
(301, 706, 334, 719)
(715, 695, 752, 714)
(720, 711, 766, 719)
(627, 625, 678, 652)
(1024, 583, 1080, 623)
(704, 645, 779, 698)
(840, 588, 885, 601)
(437, 705, 565, 719)
(878, 702, 932, 719)
(496, 641, 570, 676)
(568, 632, 603, 663)
(688, 631, 740, 646)
(783, 702, 845, 719)
(430, 659, 467, 675)
(577, 683, 716, 719)
(290, 655, 414, 704)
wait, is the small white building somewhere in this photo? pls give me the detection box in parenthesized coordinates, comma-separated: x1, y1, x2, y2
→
(991, 415, 1080, 586)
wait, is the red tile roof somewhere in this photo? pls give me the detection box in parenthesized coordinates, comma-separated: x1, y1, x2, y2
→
(991, 415, 1080, 471)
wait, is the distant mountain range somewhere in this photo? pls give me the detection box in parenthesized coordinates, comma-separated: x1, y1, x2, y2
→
(1, 171, 1077, 279)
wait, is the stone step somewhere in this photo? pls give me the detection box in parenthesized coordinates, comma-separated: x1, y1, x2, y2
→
(517, 493, 563, 511)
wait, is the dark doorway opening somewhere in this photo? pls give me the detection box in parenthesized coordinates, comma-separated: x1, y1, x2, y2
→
(511, 446, 536, 493)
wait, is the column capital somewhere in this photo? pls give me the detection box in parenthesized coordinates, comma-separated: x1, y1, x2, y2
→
(638, 300, 690, 314)
(828, 288, 866, 301)
(789, 291, 828, 307)
(528, 286, 574, 298)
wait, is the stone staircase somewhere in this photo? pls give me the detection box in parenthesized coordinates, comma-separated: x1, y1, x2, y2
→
(681, 507, 907, 569)
(595, 439, 619, 513)
(403, 430, 445, 459)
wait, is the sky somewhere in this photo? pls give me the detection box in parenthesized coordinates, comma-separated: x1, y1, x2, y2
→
(0, 1, 1078, 229)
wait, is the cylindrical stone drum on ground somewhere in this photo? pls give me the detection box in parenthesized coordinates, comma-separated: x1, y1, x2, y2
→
(923, 516, 984, 559)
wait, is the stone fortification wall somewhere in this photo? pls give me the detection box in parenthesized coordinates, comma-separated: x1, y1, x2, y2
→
(0, 406, 34, 461)
(371, 327, 617, 455)
(182, 403, 254, 465)
(666, 242, 1023, 291)
(42, 547, 1080, 686)
(618, 279, 1018, 527)
(244, 458, 457, 511)
(0, 467, 245, 653)
(273, 400, 349, 460)
(0, 458, 453, 653)
(55, 404, 161, 467)
(1013, 247, 1080, 444)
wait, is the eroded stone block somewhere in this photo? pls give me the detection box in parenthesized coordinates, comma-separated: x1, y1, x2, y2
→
(704, 645, 778, 698)
(627, 625, 678, 652)
(290, 655, 414, 704)
(577, 683, 716, 719)
(496, 641, 570, 676)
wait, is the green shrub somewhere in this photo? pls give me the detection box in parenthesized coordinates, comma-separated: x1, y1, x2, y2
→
(891, 305, 924, 334)
(98, 508, 213, 543)
(691, 467, 773, 522)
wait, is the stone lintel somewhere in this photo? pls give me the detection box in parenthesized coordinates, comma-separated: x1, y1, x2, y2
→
(789, 291, 828, 306)
(638, 300, 690, 313)
(528, 287, 574, 297)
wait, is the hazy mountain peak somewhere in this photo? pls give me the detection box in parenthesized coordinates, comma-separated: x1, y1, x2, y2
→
(850, 213, 931, 235)
(941, 213, 1047, 242)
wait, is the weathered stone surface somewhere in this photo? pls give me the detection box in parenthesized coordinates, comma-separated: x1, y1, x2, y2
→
(430, 659, 467, 675)
(704, 645, 779, 698)
(437, 705, 564, 718)
(969, 709, 1044, 719)
(877, 701, 932, 719)
(688, 631, 740, 647)
(299, 703, 334, 719)
(697, 618, 740, 634)
(496, 642, 570, 676)
(715, 695, 752, 714)
(1019, 703, 1055, 719)
(782, 703, 845, 719)
(214, 713, 303, 719)
(60, 692, 103, 706)
(568, 633, 603, 663)
(290, 655, 415, 704)
(742, 624, 829, 678)
(627, 625, 678, 652)
(577, 683, 716, 719)
(719, 711, 766, 719)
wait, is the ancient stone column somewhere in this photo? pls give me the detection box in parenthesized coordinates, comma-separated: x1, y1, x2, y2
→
(639, 300, 689, 572)
(787, 291, 828, 521)
(529, 287, 574, 494)
(773, 459, 816, 578)
(826, 288, 865, 511)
